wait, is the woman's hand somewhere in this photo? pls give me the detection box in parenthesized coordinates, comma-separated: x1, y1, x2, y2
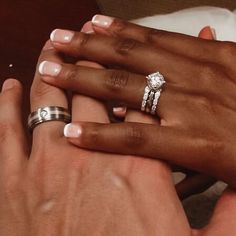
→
(38, 16, 236, 187)
(80, 22, 218, 200)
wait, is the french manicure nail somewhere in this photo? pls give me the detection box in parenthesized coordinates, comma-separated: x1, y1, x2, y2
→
(64, 123, 82, 138)
(113, 107, 126, 113)
(210, 27, 217, 40)
(50, 29, 74, 43)
(92, 15, 114, 28)
(39, 61, 62, 76)
(81, 21, 94, 34)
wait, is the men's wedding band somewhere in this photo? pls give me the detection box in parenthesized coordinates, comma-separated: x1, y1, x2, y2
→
(28, 106, 71, 131)
(141, 71, 165, 115)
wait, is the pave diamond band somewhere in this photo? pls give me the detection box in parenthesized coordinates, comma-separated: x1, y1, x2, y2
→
(28, 106, 71, 131)
(141, 71, 165, 115)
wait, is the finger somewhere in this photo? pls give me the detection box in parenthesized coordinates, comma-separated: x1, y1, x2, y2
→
(90, 15, 218, 61)
(176, 174, 216, 200)
(63, 122, 191, 162)
(39, 59, 191, 121)
(113, 106, 127, 118)
(49, 29, 198, 82)
(72, 61, 109, 123)
(198, 26, 216, 40)
(81, 21, 94, 34)
(0, 79, 27, 171)
(30, 41, 68, 144)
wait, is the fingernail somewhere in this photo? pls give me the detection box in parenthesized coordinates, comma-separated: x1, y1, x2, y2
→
(64, 123, 82, 138)
(1, 79, 17, 92)
(50, 29, 74, 43)
(113, 107, 126, 113)
(210, 27, 217, 40)
(92, 14, 114, 28)
(39, 61, 62, 76)
(81, 21, 94, 34)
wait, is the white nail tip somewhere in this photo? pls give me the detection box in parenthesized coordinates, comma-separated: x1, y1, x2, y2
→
(38, 61, 47, 75)
(64, 124, 82, 138)
(50, 29, 57, 42)
(91, 15, 98, 24)
(64, 124, 71, 137)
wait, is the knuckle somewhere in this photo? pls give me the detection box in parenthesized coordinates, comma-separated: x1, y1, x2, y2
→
(114, 38, 137, 56)
(146, 29, 163, 43)
(199, 138, 225, 158)
(195, 96, 212, 112)
(109, 19, 128, 36)
(217, 42, 236, 62)
(63, 66, 79, 82)
(0, 122, 16, 144)
(198, 63, 219, 88)
(76, 33, 91, 50)
(105, 70, 129, 91)
(123, 125, 145, 149)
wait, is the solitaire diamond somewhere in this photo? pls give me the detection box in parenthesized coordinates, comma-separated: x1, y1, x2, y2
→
(147, 72, 165, 91)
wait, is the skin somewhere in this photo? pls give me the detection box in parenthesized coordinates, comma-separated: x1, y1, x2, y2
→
(80, 22, 217, 200)
(0, 42, 235, 236)
(41, 17, 236, 188)
(0, 23, 236, 235)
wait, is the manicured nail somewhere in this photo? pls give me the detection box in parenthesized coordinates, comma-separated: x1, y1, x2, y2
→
(64, 123, 82, 138)
(210, 27, 217, 40)
(50, 29, 74, 43)
(92, 15, 114, 28)
(39, 61, 62, 76)
(113, 107, 126, 113)
(81, 21, 94, 34)
(1, 79, 17, 92)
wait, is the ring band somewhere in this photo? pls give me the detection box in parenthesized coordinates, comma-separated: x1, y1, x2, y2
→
(141, 71, 165, 115)
(28, 106, 71, 131)
(151, 89, 162, 115)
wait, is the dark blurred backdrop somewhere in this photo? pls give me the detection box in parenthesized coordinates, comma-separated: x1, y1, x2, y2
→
(0, 0, 99, 121)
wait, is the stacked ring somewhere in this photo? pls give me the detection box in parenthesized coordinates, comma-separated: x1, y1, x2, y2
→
(28, 106, 71, 131)
(141, 72, 165, 115)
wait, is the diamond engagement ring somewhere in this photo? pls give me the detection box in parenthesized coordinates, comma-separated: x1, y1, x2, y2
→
(141, 72, 165, 115)
(28, 106, 71, 131)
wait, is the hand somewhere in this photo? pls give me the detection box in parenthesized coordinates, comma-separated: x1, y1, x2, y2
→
(0, 29, 235, 236)
(38, 16, 236, 188)
(80, 22, 218, 200)
(0, 42, 191, 235)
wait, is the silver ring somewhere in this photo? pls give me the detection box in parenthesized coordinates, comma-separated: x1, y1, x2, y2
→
(28, 106, 71, 131)
(151, 89, 162, 115)
(141, 71, 165, 114)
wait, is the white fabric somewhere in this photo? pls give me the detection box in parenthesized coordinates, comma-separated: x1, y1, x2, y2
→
(132, 6, 236, 41)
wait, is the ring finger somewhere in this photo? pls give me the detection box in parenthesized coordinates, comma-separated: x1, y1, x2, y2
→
(30, 41, 68, 149)
(39, 61, 185, 120)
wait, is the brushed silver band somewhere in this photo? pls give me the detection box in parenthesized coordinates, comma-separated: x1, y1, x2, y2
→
(28, 106, 71, 131)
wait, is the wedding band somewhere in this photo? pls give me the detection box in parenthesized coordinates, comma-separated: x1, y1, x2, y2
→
(28, 106, 71, 131)
(151, 89, 162, 115)
(141, 86, 151, 111)
(141, 71, 165, 114)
